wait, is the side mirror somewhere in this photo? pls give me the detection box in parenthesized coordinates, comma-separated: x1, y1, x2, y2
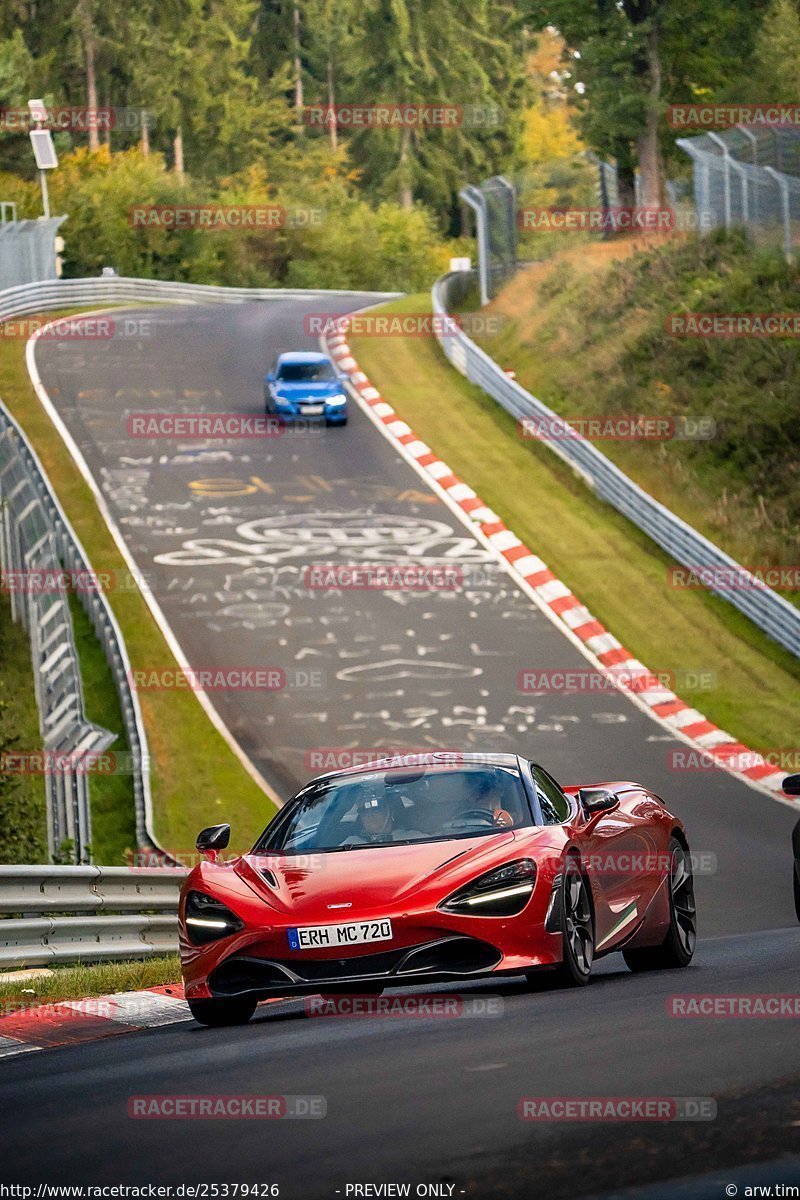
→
(266, 371, 275, 384)
(196, 824, 230, 861)
(578, 788, 619, 815)
(782, 775, 800, 796)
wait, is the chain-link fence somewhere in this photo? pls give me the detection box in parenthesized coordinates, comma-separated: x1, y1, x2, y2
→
(460, 176, 517, 304)
(678, 127, 800, 257)
(480, 176, 517, 294)
(463, 161, 692, 293)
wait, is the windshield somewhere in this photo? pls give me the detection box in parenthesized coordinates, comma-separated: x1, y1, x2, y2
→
(277, 361, 336, 383)
(256, 765, 532, 854)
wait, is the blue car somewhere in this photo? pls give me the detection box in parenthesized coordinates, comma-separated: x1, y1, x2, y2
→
(264, 351, 348, 425)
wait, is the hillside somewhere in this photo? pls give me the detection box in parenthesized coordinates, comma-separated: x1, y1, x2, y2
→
(478, 232, 800, 595)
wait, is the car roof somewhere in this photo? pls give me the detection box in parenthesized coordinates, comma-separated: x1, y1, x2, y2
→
(310, 751, 521, 787)
(276, 351, 332, 365)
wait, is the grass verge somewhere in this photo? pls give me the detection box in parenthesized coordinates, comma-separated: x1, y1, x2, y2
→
(349, 293, 800, 756)
(0, 955, 181, 1009)
(67, 593, 136, 864)
(0, 592, 47, 864)
(0, 310, 277, 858)
(480, 232, 800, 589)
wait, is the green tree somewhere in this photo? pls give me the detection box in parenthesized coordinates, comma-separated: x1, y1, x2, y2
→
(0, 30, 37, 173)
(300, 0, 358, 151)
(754, 0, 800, 95)
(127, 0, 295, 178)
(46, 146, 223, 278)
(528, 0, 770, 206)
(343, 0, 524, 221)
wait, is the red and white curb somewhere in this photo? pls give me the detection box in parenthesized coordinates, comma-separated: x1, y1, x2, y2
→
(0, 985, 193, 1060)
(324, 327, 796, 807)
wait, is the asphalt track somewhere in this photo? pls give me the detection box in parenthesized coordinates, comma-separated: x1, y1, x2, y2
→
(3, 297, 798, 1196)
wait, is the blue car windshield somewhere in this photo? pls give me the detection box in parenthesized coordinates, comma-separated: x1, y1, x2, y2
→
(256, 765, 533, 854)
(278, 362, 336, 383)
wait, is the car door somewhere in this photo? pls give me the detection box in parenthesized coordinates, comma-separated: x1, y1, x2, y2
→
(576, 786, 662, 953)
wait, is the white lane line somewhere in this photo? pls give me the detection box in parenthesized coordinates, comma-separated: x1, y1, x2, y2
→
(26, 314, 278, 806)
(0, 1036, 39, 1059)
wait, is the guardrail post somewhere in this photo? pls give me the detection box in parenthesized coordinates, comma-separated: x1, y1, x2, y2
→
(707, 133, 733, 228)
(764, 166, 792, 261)
(459, 186, 490, 307)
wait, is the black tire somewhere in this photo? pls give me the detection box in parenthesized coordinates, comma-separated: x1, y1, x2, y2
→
(537, 857, 594, 988)
(623, 837, 696, 972)
(188, 996, 257, 1027)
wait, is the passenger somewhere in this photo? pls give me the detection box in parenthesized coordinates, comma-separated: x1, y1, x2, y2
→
(342, 790, 425, 846)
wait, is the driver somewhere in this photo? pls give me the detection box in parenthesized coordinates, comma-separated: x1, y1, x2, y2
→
(465, 773, 516, 828)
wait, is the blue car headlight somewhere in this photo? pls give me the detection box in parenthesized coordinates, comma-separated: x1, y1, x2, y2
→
(325, 393, 347, 407)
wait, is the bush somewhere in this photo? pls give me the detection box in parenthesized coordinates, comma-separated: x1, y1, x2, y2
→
(0, 148, 462, 293)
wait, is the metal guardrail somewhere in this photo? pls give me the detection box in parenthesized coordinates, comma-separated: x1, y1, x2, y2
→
(432, 270, 800, 659)
(0, 407, 146, 862)
(0, 276, 399, 322)
(0, 864, 186, 967)
(0, 275, 401, 865)
(0, 412, 117, 860)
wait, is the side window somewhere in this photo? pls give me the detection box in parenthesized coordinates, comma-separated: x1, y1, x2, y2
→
(533, 765, 570, 824)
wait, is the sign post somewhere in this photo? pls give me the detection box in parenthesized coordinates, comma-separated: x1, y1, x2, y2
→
(28, 99, 58, 219)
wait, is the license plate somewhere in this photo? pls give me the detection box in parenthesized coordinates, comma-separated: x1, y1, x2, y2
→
(301, 404, 324, 415)
(287, 918, 392, 951)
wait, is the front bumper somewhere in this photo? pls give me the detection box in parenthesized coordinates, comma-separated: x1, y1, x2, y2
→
(181, 897, 563, 1001)
(267, 394, 347, 422)
(207, 934, 503, 999)
(269, 407, 347, 425)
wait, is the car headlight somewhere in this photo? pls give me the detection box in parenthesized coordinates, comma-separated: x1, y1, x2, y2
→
(273, 395, 292, 407)
(439, 860, 537, 917)
(184, 890, 244, 946)
(326, 394, 347, 406)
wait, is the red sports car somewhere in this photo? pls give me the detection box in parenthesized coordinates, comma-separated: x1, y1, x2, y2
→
(179, 753, 697, 1026)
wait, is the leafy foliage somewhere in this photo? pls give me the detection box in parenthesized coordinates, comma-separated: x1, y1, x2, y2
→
(753, 0, 800, 98)
(524, 0, 772, 201)
(0, 146, 457, 289)
(2, 0, 787, 270)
